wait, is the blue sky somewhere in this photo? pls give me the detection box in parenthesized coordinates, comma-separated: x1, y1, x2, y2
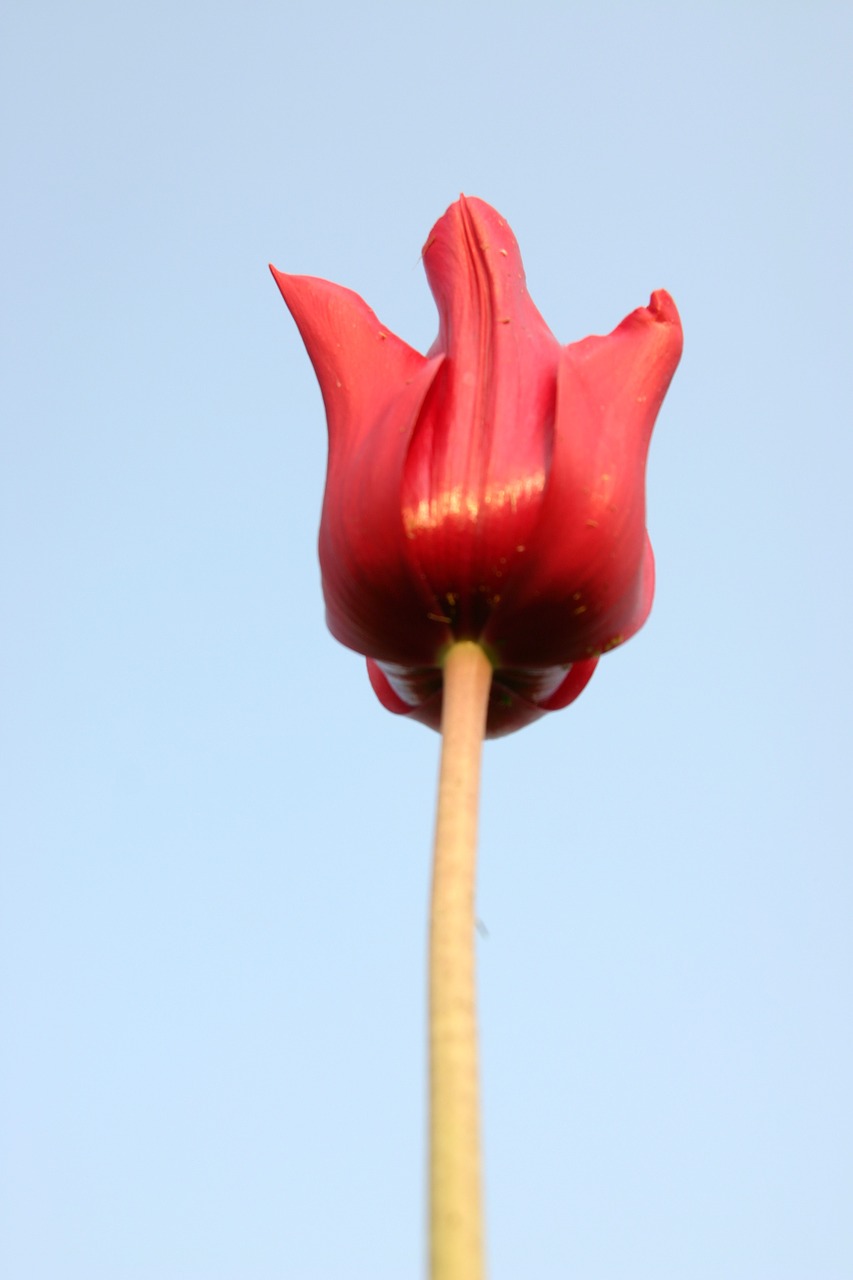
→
(2, 3, 851, 1277)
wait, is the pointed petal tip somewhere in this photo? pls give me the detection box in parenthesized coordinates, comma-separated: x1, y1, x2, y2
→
(647, 289, 683, 364)
(269, 263, 293, 303)
(270, 264, 316, 302)
(456, 192, 494, 215)
(615, 288, 682, 365)
(647, 289, 681, 328)
(421, 194, 529, 321)
(424, 193, 509, 253)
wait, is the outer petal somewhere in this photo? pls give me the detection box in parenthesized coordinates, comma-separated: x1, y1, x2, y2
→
(401, 197, 561, 637)
(486, 290, 683, 666)
(367, 653, 598, 739)
(271, 268, 447, 663)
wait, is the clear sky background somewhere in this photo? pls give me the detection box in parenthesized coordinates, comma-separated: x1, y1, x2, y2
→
(2, 3, 851, 1278)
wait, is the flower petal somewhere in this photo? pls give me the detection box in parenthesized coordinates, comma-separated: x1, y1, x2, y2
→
(401, 197, 561, 637)
(270, 268, 447, 662)
(486, 290, 683, 665)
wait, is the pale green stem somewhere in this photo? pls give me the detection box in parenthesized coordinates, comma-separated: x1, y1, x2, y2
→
(429, 641, 492, 1280)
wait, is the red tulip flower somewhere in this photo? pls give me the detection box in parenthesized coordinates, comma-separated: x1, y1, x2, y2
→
(271, 196, 681, 737)
(272, 196, 683, 1279)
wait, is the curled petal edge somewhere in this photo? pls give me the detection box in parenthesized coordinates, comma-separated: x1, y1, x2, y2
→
(367, 654, 599, 739)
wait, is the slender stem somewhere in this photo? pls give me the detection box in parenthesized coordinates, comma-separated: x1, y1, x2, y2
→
(429, 640, 492, 1280)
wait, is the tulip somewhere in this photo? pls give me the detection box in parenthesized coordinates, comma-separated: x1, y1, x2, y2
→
(272, 197, 682, 1280)
(271, 195, 682, 737)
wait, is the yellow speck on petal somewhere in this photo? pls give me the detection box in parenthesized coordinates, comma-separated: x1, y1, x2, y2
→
(603, 635, 625, 652)
(427, 612, 452, 624)
(586, 518, 599, 528)
(403, 472, 545, 535)
(573, 604, 587, 615)
(499, 248, 508, 256)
